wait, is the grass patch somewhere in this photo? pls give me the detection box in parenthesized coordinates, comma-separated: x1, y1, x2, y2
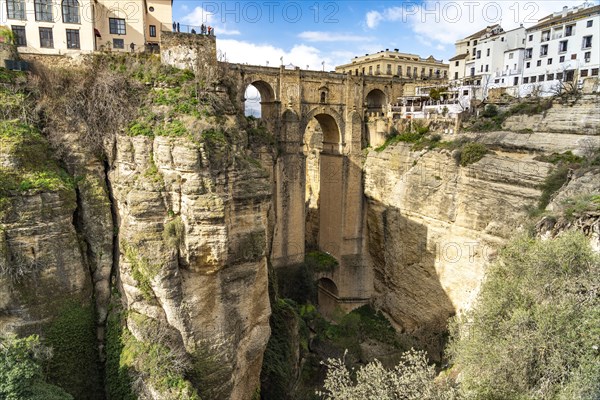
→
(559, 194, 600, 220)
(105, 301, 136, 400)
(535, 150, 584, 165)
(45, 301, 103, 399)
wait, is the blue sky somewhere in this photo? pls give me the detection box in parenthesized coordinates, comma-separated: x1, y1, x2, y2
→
(172, 1, 595, 71)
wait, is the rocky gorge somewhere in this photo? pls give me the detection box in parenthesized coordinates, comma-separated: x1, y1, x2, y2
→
(0, 50, 599, 400)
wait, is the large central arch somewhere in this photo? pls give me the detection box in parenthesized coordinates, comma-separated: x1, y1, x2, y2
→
(303, 110, 344, 261)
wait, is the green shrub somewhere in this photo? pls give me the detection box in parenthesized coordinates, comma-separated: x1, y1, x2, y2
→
(304, 251, 338, 273)
(481, 104, 498, 118)
(0, 335, 73, 400)
(460, 142, 488, 166)
(536, 150, 584, 165)
(537, 164, 569, 211)
(127, 121, 154, 137)
(560, 194, 600, 220)
(448, 232, 600, 399)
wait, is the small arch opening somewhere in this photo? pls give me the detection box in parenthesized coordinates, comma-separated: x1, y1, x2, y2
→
(244, 80, 275, 119)
(366, 89, 387, 113)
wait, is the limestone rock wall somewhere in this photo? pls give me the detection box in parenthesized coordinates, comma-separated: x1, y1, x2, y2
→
(502, 94, 600, 134)
(363, 143, 551, 356)
(110, 132, 272, 399)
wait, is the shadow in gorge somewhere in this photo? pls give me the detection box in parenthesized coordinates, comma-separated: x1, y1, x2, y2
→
(366, 198, 456, 362)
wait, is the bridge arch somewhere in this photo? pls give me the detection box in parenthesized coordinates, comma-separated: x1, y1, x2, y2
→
(366, 88, 387, 113)
(317, 277, 339, 318)
(243, 78, 277, 120)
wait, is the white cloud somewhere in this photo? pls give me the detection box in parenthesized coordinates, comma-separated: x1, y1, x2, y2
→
(217, 39, 347, 71)
(365, 1, 597, 48)
(298, 31, 373, 43)
(181, 6, 241, 35)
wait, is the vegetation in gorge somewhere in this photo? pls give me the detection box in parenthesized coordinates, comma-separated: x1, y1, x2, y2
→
(45, 301, 102, 399)
(0, 335, 73, 400)
(448, 232, 600, 399)
(464, 100, 553, 132)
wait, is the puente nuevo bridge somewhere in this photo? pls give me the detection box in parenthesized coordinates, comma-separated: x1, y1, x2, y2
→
(162, 32, 404, 313)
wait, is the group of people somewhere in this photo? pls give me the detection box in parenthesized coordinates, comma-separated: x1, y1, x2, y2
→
(172, 22, 215, 36)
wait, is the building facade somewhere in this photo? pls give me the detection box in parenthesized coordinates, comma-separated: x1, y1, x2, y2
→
(336, 49, 449, 80)
(520, 4, 599, 95)
(0, 0, 172, 54)
(447, 2, 599, 104)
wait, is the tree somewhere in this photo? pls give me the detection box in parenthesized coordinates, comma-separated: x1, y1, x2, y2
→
(0, 335, 72, 400)
(318, 349, 457, 400)
(448, 232, 600, 399)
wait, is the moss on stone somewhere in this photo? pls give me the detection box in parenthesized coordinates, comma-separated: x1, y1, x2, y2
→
(122, 242, 161, 302)
(105, 301, 136, 400)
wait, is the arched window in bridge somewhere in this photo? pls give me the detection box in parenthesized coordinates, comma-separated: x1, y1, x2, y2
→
(62, 0, 80, 23)
(320, 91, 326, 103)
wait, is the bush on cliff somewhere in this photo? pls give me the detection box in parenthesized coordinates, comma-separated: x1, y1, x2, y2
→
(0, 335, 73, 400)
(448, 232, 600, 399)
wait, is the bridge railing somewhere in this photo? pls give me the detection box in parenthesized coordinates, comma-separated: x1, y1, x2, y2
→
(169, 23, 217, 36)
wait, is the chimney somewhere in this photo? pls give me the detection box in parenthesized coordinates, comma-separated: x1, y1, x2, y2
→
(562, 6, 568, 17)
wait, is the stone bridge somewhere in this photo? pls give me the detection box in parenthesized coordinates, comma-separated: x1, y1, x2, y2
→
(227, 63, 404, 313)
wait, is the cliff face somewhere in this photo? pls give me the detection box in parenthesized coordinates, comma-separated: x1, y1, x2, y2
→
(110, 132, 272, 398)
(363, 143, 551, 355)
(0, 57, 273, 399)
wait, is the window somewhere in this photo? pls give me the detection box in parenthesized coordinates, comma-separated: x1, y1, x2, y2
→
(525, 48, 532, 59)
(397, 66, 402, 76)
(581, 69, 589, 77)
(476, 50, 481, 59)
(560, 55, 565, 62)
(530, 76, 537, 83)
(376, 65, 380, 75)
(429, 68, 433, 77)
(528, 34, 533, 41)
(571, 54, 577, 60)
(112, 38, 124, 49)
(149, 25, 156, 37)
(470, 67, 475, 76)
(582, 35, 592, 49)
(587, 20, 593, 28)
(109, 18, 126, 35)
(485, 64, 489, 72)
(557, 72, 564, 80)
(548, 58, 552, 65)
(6, 0, 25, 20)
(591, 68, 598, 76)
(486, 48, 490, 56)
(559, 40, 568, 52)
(585, 51, 591, 62)
(320, 92, 326, 103)
(454, 72, 459, 79)
(66, 29, 79, 48)
(547, 73, 554, 80)
(413, 67, 417, 77)
(509, 53, 514, 59)
(540, 44, 548, 56)
(473, 40, 478, 45)
(541, 30, 550, 42)
(35, 0, 53, 22)
(526, 62, 530, 68)
(368, 66, 372, 75)
(455, 60, 459, 66)
(463, 90, 469, 96)
(387, 64, 392, 75)
(11, 25, 26, 46)
(62, 0, 80, 23)
(494, 79, 500, 84)
(565, 24, 575, 37)
(39, 27, 53, 48)
(513, 77, 519, 85)
(538, 75, 545, 82)
(523, 77, 529, 83)
(480, 65, 483, 72)
(537, 60, 542, 67)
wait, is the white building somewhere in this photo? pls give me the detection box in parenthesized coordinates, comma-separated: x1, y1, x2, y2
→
(476, 26, 526, 90)
(520, 3, 599, 96)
